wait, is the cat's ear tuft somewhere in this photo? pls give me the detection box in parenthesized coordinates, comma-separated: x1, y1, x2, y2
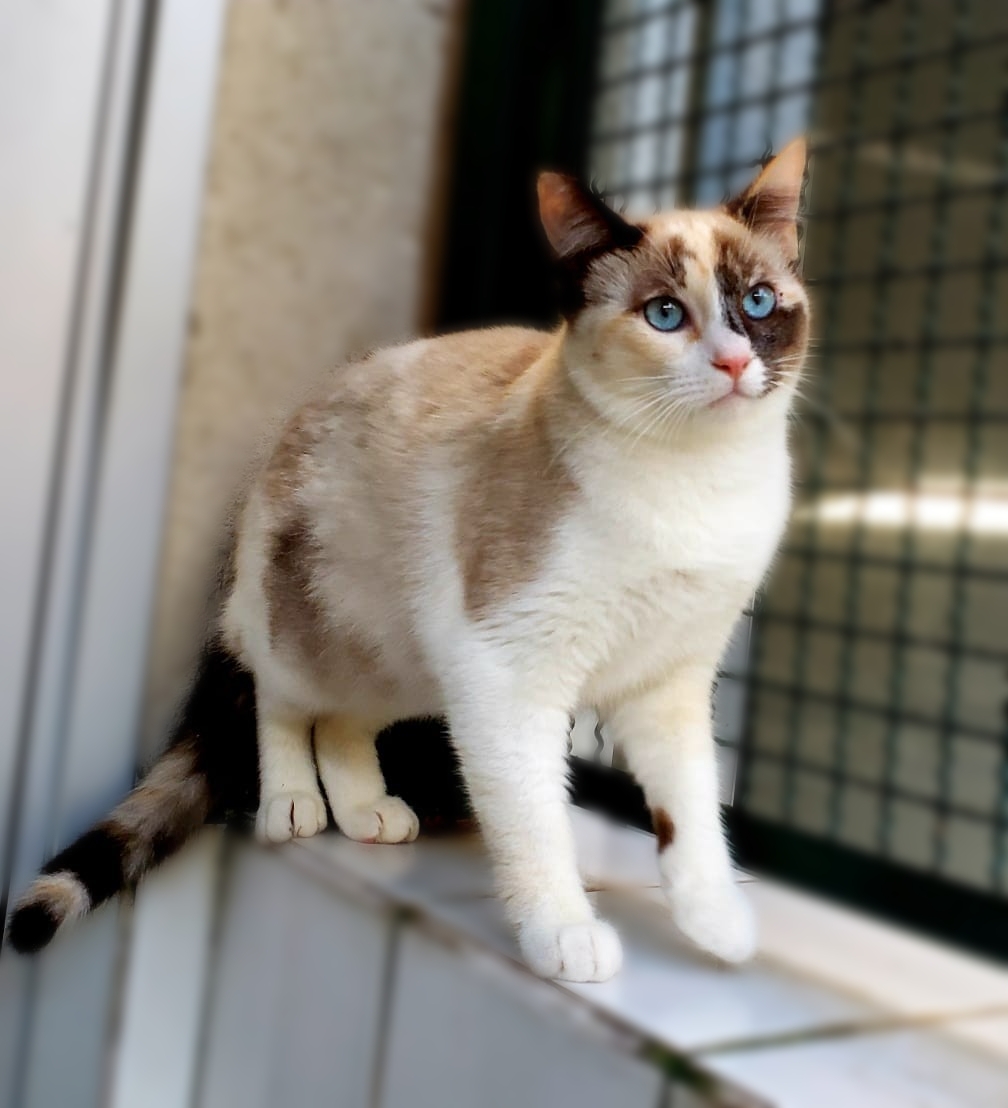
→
(537, 172, 642, 262)
(725, 137, 806, 262)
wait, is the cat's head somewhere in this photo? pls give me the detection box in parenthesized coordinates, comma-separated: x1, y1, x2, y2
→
(538, 139, 809, 435)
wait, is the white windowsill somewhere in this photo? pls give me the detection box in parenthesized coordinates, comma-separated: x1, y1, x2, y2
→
(287, 807, 1008, 1107)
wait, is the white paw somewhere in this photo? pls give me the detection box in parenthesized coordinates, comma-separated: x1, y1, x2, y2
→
(335, 796, 419, 844)
(668, 878, 757, 964)
(255, 789, 328, 844)
(519, 919, 623, 982)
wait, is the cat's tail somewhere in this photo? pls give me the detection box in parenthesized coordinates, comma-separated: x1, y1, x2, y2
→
(6, 643, 258, 954)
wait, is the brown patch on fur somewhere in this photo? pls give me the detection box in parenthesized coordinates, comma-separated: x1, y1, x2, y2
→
(497, 340, 550, 388)
(261, 401, 330, 502)
(418, 335, 553, 422)
(399, 330, 555, 430)
(538, 173, 644, 315)
(713, 226, 809, 388)
(623, 234, 698, 308)
(652, 808, 675, 852)
(266, 511, 391, 690)
(456, 352, 580, 619)
(538, 172, 643, 262)
(110, 742, 210, 880)
(713, 229, 763, 336)
(267, 515, 321, 648)
(330, 629, 390, 691)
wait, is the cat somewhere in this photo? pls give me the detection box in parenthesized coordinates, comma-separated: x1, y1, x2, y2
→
(8, 139, 809, 982)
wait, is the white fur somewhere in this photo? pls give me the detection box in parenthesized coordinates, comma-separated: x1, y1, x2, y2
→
(255, 712, 327, 843)
(435, 404, 789, 974)
(224, 270, 800, 981)
(229, 392, 789, 975)
(315, 716, 419, 843)
(22, 872, 91, 925)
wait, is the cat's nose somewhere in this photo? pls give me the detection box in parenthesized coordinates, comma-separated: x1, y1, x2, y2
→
(711, 349, 750, 382)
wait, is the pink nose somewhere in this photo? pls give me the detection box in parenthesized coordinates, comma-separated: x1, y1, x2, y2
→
(712, 350, 750, 382)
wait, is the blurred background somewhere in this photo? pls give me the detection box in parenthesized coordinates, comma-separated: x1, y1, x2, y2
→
(1, 1, 1007, 1106)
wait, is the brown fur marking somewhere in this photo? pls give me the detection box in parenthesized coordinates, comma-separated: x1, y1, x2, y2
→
(538, 173, 644, 314)
(652, 808, 675, 852)
(266, 511, 391, 689)
(713, 227, 808, 388)
(109, 742, 210, 880)
(267, 515, 324, 649)
(580, 230, 699, 310)
(456, 353, 580, 619)
(262, 401, 330, 502)
(626, 233, 697, 306)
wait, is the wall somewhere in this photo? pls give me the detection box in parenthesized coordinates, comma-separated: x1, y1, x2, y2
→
(142, 0, 464, 754)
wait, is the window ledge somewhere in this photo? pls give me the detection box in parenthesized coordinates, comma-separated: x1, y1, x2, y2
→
(289, 808, 1008, 1107)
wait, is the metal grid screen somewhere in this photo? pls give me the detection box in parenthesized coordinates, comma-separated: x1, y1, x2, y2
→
(588, 0, 1008, 948)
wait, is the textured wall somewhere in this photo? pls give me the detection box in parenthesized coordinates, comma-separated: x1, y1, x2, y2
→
(142, 0, 463, 754)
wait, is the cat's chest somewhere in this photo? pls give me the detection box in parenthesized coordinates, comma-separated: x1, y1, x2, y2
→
(557, 453, 789, 697)
(574, 453, 790, 584)
(570, 517, 756, 648)
(485, 437, 791, 702)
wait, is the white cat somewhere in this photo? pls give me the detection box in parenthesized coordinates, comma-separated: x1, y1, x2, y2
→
(10, 140, 809, 983)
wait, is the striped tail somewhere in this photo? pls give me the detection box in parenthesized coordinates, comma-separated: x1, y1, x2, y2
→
(6, 644, 258, 954)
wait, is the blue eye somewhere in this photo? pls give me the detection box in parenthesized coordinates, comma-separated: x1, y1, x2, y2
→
(742, 284, 776, 319)
(643, 297, 686, 332)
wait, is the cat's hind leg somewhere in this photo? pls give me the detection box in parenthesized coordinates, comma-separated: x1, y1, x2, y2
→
(256, 706, 328, 842)
(315, 715, 419, 844)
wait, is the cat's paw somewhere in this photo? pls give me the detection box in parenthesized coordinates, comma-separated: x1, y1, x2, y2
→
(336, 796, 420, 844)
(256, 789, 328, 844)
(668, 878, 757, 964)
(518, 919, 623, 982)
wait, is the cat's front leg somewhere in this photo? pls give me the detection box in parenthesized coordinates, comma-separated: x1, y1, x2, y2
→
(446, 672, 621, 982)
(607, 666, 756, 964)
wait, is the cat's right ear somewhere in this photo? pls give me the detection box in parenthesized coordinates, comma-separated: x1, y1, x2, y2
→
(537, 172, 642, 265)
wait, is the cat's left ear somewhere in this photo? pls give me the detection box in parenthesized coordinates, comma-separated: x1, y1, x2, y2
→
(537, 172, 642, 265)
(725, 137, 806, 263)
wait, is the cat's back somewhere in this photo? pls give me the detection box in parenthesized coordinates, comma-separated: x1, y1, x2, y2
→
(227, 325, 558, 717)
(325, 324, 553, 438)
(254, 324, 555, 510)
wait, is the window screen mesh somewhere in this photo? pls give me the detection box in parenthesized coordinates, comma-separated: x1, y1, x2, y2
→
(589, 0, 1008, 899)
